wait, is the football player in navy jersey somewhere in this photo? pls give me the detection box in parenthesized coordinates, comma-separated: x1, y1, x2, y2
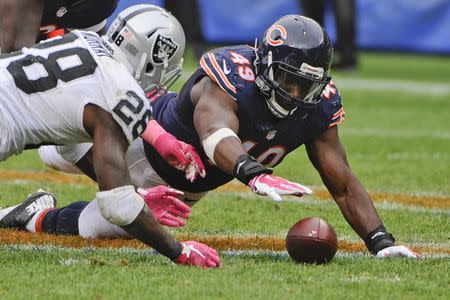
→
(0, 0, 119, 52)
(14, 15, 419, 259)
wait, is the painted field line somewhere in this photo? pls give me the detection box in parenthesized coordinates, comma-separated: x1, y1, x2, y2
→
(216, 182, 450, 209)
(0, 229, 448, 256)
(341, 128, 450, 140)
(181, 71, 450, 96)
(1, 170, 449, 209)
(333, 78, 450, 96)
(2, 244, 449, 260)
(0, 170, 95, 186)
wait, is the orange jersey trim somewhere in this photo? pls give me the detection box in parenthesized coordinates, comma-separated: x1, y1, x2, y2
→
(207, 53, 237, 94)
(328, 107, 346, 128)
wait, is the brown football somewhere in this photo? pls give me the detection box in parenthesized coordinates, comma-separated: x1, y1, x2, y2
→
(286, 217, 338, 264)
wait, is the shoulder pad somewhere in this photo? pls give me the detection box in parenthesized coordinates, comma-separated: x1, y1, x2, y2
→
(199, 46, 257, 100)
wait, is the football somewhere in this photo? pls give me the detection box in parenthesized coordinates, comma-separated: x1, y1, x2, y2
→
(285, 217, 338, 264)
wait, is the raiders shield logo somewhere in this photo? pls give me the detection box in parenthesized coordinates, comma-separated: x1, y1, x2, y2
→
(152, 34, 178, 64)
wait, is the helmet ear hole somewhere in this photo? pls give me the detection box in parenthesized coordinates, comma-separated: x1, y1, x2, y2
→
(146, 63, 154, 73)
(147, 29, 157, 39)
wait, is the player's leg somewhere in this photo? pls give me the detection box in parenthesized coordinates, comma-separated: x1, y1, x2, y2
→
(0, 190, 56, 229)
(38, 144, 93, 175)
(299, 0, 325, 25)
(78, 199, 131, 238)
(332, 0, 357, 69)
(29, 201, 89, 235)
(74, 140, 208, 238)
(10, 198, 131, 239)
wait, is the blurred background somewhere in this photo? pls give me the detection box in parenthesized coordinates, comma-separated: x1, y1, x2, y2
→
(109, 0, 450, 56)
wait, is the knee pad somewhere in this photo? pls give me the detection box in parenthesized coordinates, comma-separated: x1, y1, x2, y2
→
(78, 200, 131, 239)
(96, 185, 144, 226)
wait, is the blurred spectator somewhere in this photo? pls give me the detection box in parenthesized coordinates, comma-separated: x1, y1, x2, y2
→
(300, 0, 357, 70)
(0, 0, 119, 53)
(165, 0, 206, 59)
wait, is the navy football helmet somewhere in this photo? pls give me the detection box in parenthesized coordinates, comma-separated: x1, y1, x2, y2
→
(255, 15, 333, 118)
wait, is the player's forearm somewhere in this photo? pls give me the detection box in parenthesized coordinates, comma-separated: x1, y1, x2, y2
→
(211, 138, 248, 174)
(122, 205, 182, 260)
(330, 176, 382, 239)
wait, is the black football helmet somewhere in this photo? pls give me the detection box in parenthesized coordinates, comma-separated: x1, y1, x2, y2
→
(255, 15, 333, 118)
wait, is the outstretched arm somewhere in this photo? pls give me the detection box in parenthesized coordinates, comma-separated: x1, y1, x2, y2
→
(306, 126, 419, 257)
(192, 77, 311, 200)
(83, 104, 220, 267)
(192, 77, 244, 172)
(306, 126, 381, 238)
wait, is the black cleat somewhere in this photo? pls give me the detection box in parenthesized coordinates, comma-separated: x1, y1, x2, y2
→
(0, 190, 56, 229)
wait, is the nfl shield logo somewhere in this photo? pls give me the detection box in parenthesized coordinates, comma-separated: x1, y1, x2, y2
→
(266, 130, 277, 140)
(56, 7, 68, 18)
(152, 34, 179, 64)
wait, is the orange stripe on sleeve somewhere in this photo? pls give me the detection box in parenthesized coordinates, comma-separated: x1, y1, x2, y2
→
(207, 53, 237, 94)
(200, 56, 237, 100)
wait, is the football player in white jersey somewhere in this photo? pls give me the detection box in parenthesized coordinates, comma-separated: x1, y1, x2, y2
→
(0, 0, 119, 53)
(0, 5, 220, 269)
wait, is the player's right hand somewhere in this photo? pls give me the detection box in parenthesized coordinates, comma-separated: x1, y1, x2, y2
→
(138, 186, 191, 228)
(248, 174, 313, 201)
(376, 245, 422, 259)
(174, 241, 221, 269)
(141, 120, 206, 182)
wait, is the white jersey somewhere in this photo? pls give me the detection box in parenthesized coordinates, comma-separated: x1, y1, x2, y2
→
(0, 30, 151, 161)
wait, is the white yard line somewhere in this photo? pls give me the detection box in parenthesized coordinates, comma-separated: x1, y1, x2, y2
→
(214, 192, 450, 214)
(335, 78, 450, 96)
(1, 244, 448, 259)
(341, 128, 450, 140)
(180, 71, 450, 96)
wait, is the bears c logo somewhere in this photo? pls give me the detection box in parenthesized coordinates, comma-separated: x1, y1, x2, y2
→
(265, 24, 287, 46)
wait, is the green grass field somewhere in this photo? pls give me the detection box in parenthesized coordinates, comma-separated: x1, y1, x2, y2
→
(0, 51, 449, 300)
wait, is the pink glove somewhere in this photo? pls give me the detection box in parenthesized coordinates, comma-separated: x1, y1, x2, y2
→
(141, 120, 206, 182)
(174, 241, 221, 269)
(376, 245, 422, 259)
(137, 186, 191, 228)
(248, 174, 313, 201)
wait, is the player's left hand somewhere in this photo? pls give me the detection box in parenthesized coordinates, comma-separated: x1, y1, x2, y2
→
(376, 245, 422, 259)
(138, 186, 191, 227)
(141, 120, 206, 182)
(248, 174, 313, 201)
(153, 133, 206, 182)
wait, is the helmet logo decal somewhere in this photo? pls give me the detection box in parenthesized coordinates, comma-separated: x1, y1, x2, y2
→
(300, 63, 324, 78)
(152, 34, 179, 64)
(266, 25, 287, 46)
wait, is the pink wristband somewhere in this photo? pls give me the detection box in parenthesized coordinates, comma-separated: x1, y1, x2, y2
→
(141, 120, 167, 145)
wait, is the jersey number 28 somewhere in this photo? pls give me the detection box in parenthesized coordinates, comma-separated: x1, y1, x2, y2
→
(6, 33, 97, 95)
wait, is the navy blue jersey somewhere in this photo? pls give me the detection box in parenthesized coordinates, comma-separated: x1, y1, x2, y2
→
(144, 45, 345, 192)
